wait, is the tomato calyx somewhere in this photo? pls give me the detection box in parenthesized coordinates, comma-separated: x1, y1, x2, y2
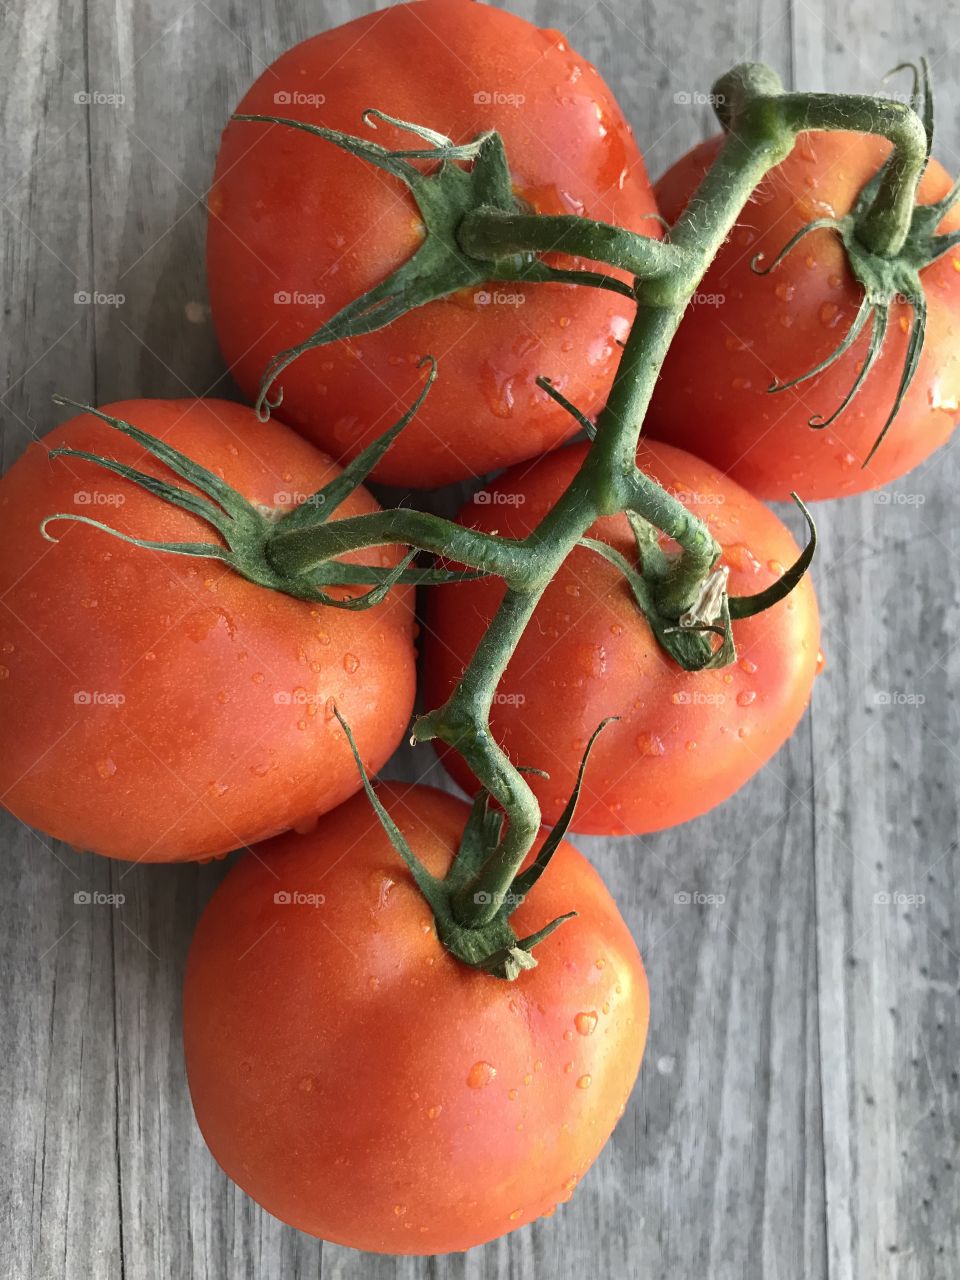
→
(41, 372, 476, 607)
(580, 495, 817, 672)
(754, 59, 960, 465)
(335, 709, 612, 980)
(231, 109, 635, 422)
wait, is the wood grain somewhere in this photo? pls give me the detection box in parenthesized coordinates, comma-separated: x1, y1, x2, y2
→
(1, 0, 957, 1277)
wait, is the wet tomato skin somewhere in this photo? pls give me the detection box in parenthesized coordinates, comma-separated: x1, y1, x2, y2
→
(646, 133, 960, 501)
(207, 0, 660, 486)
(0, 399, 415, 862)
(183, 783, 648, 1254)
(422, 440, 821, 835)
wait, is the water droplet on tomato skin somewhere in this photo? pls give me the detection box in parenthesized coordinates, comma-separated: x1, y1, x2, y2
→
(576, 1074, 593, 1090)
(298, 1075, 314, 1093)
(426, 1104, 442, 1120)
(635, 731, 665, 757)
(816, 649, 827, 675)
(343, 652, 360, 674)
(467, 1061, 496, 1089)
(736, 690, 757, 708)
(574, 1011, 598, 1036)
(0, 665, 8, 680)
(739, 657, 757, 675)
(96, 758, 117, 779)
(509, 1208, 523, 1222)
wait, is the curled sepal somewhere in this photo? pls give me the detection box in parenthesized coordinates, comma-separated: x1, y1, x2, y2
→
(535, 376, 596, 440)
(512, 718, 616, 901)
(275, 356, 438, 532)
(729, 495, 817, 619)
(332, 708, 446, 909)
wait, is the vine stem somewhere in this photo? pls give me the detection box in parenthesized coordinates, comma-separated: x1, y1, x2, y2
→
(264, 64, 930, 931)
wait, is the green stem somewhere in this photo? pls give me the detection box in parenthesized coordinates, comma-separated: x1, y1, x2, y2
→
(458, 209, 683, 277)
(776, 93, 927, 257)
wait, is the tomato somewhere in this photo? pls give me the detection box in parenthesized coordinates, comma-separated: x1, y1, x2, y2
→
(207, 0, 660, 487)
(183, 782, 648, 1254)
(0, 399, 415, 862)
(422, 440, 821, 835)
(646, 133, 960, 500)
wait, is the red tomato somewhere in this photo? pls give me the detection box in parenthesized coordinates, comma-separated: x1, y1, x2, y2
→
(0, 399, 415, 862)
(183, 782, 648, 1254)
(646, 133, 960, 500)
(422, 440, 821, 835)
(207, 0, 660, 487)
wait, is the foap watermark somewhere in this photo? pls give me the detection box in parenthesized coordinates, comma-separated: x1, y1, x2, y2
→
(274, 889, 326, 906)
(674, 890, 726, 907)
(474, 890, 526, 907)
(673, 90, 725, 107)
(873, 690, 925, 707)
(274, 289, 326, 307)
(493, 691, 526, 707)
(688, 291, 726, 308)
(474, 289, 525, 308)
(474, 489, 525, 506)
(74, 690, 125, 707)
(74, 290, 125, 308)
(273, 490, 326, 509)
(873, 890, 926, 907)
(673, 690, 726, 706)
(74, 490, 126, 507)
(273, 90, 326, 107)
(74, 890, 125, 907)
(74, 89, 125, 107)
(474, 89, 525, 108)
(274, 689, 324, 707)
(671, 489, 726, 507)
(874, 490, 925, 506)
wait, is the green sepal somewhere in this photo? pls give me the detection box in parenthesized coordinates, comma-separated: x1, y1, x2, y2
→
(334, 709, 612, 980)
(233, 110, 634, 420)
(751, 64, 958, 466)
(41, 390, 446, 607)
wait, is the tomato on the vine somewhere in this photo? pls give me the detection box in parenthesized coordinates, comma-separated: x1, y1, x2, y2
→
(646, 133, 960, 500)
(207, 0, 660, 487)
(183, 782, 648, 1254)
(422, 440, 821, 835)
(0, 399, 415, 862)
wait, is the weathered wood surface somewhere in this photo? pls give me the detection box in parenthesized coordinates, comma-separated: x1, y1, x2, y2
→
(1, 0, 957, 1277)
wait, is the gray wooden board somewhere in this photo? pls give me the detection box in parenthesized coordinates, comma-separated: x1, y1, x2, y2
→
(0, 0, 957, 1276)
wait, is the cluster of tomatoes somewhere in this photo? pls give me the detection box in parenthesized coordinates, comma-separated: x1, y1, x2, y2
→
(2, 0, 957, 1257)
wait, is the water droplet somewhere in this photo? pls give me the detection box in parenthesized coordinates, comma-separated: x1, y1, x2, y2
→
(774, 282, 795, 302)
(575, 1011, 598, 1036)
(739, 657, 757, 675)
(207, 781, 229, 798)
(343, 653, 360, 674)
(298, 1075, 314, 1092)
(816, 649, 826, 675)
(509, 1208, 523, 1222)
(426, 1104, 442, 1120)
(508, 1088, 518, 1100)
(96, 758, 117, 779)
(737, 690, 757, 707)
(250, 762, 270, 777)
(0, 641, 13, 653)
(80, 597, 98, 609)
(394, 1204, 407, 1217)
(534, 1059, 543, 1072)
(467, 1061, 496, 1089)
(595, 957, 606, 970)
(251, 672, 265, 685)
(576, 1074, 592, 1090)
(0, 665, 8, 680)
(635, 731, 665, 757)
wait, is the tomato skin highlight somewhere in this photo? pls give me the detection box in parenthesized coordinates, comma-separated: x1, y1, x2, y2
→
(422, 441, 820, 835)
(183, 783, 648, 1254)
(0, 399, 415, 862)
(646, 133, 960, 501)
(206, 0, 661, 487)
